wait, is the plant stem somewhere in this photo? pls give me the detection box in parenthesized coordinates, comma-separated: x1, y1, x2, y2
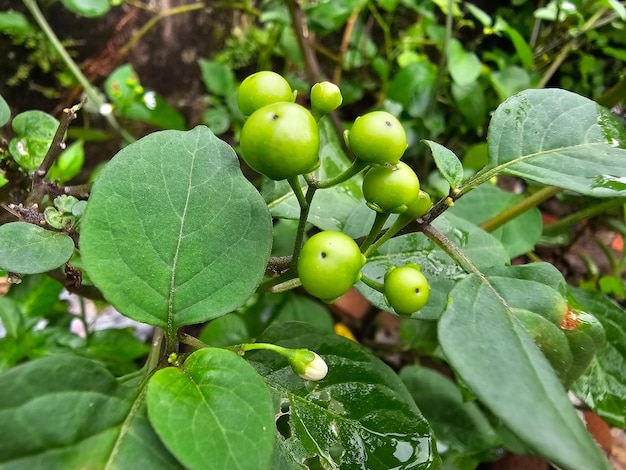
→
(359, 274, 384, 292)
(422, 224, 484, 278)
(146, 328, 164, 371)
(360, 212, 390, 253)
(120, 3, 205, 56)
(179, 332, 208, 350)
(22, 0, 134, 143)
(543, 198, 626, 234)
(315, 159, 369, 189)
(536, 8, 611, 89)
(288, 177, 307, 208)
(427, 0, 454, 114)
(290, 185, 317, 270)
(480, 186, 562, 232)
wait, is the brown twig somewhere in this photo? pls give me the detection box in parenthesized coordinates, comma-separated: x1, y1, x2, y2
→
(27, 102, 84, 206)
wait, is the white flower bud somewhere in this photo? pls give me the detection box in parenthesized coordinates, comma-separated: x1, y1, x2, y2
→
(294, 351, 328, 381)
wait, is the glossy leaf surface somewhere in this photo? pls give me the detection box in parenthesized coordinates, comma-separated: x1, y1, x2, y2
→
(571, 287, 626, 427)
(247, 322, 440, 470)
(0, 222, 74, 274)
(0, 356, 180, 469)
(356, 212, 508, 319)
(147, 348, 275, 470)
(486, 88, 626, 197)
(81, 126, 272, 328)
(400, 365, 500, 459)
(439, 265, 611, 470)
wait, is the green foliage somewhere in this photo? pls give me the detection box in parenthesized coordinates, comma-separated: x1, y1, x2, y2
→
(1, 1, 626, 468)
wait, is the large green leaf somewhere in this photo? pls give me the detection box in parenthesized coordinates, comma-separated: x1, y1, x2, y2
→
(450, 184, 542, 258)
(266, 117, 365, 233)
(0, 222, 75, 274)
(570, 287, 626, 427)
(247, 322, 440, 470)
(147, 348, 275, 470)
(485, 88, 626, 197)
(81, 126, 272, 329)
(438, 265, 611, 470)
(0, 356, 181, 469)
(356, 212, 508, 319)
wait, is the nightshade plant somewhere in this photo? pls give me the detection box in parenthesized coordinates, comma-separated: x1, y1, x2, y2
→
(1, 70, 626, 470)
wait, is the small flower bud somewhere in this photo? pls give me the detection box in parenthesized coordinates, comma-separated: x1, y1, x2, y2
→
(288, 349, 328, 381)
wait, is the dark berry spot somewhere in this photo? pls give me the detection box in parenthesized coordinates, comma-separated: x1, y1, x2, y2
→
(320, 252, 327, 259)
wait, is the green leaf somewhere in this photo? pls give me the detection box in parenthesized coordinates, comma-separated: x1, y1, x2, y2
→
(0, 356, 181, 469)
(450, 184, 542, 258)
(0, 222, 74, 274)
(451, 81, 487, 131)
(423, 140, 464, 189)
(488, 65, 531, 102)
(247, 322, 440, 469)
(266, 117, 364, 232)
(0, 93, 9, 126)
(147, 348, 275, 470)
(502, 25, 533, 70)
(9, 110, 59, 169)
(202, 106, 231, 135)
(570, 287, 626, 427)
(400, 365, 500, 458)
(81, 126, 272, 328)
(104, 64, 185, 130)
(82, 328, 151, 376)
(0, 11, 35, 38)
(438, 267, 611, 470)
(485, 88, 626, 197)
(0, 296, 24, 338)
(447, 40, 482, 87)
(199, 313, 251, 347)
(388, 60, 438, 118)
(357, 212, 508, 319)
(198, 59, 236, 96)
(60, 0, 111, 17)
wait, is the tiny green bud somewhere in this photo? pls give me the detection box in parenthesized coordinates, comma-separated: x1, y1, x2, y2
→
(311, 81, 343, 116)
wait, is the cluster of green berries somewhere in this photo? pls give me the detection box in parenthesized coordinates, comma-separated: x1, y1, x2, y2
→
(237, 71, 434, 315)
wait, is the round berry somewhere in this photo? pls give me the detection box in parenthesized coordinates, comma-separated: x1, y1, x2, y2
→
(345, 111, 407, 165)
(384, 264, 430, 315)
(237, 71, 294, 116)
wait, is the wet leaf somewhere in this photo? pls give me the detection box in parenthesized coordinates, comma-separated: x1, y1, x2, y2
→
(147, 348, 275, 470)
(0, 222, 74, 274)
(400, 365, 500, 459)
(247, 322, 440, 470)
(356, 212, 508, 319)
(81, 126, 272, 328)
(485, 88, 626, 197)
